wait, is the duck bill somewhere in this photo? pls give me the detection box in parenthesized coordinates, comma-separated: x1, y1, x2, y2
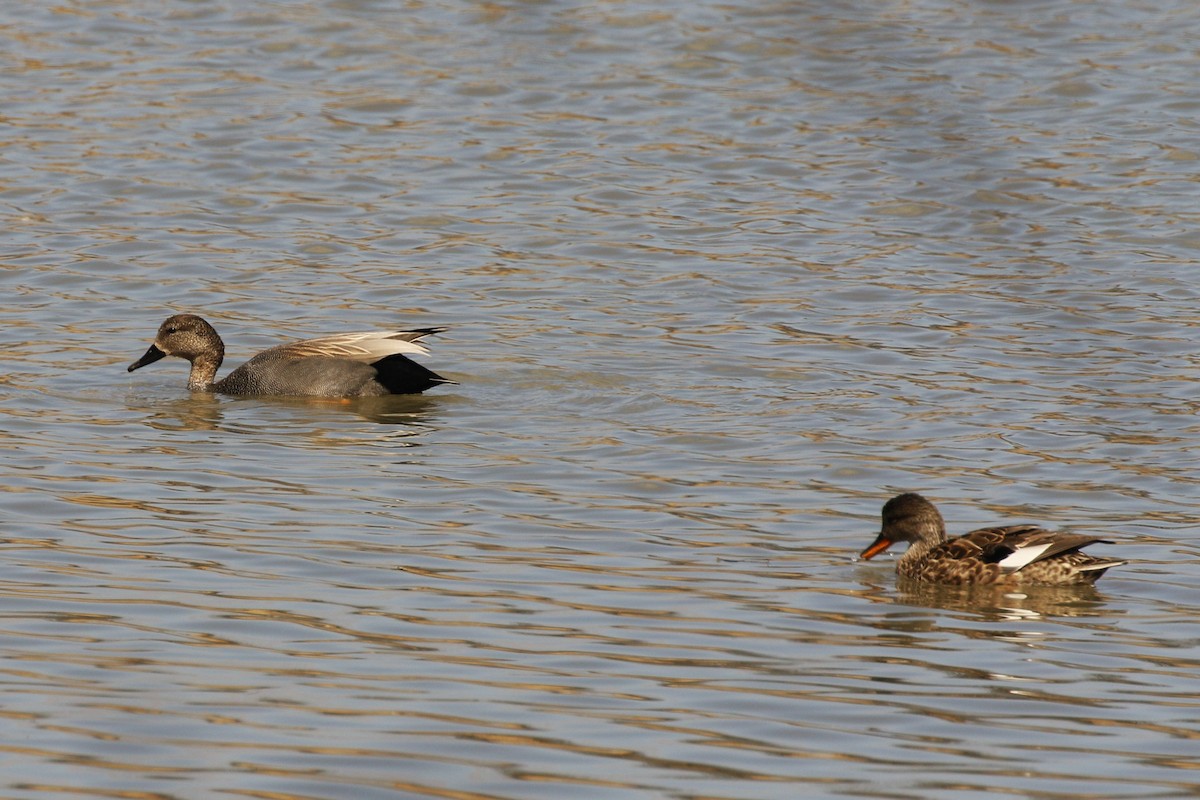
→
(859, 533, 894, 560)
(128, 343, 167, 372)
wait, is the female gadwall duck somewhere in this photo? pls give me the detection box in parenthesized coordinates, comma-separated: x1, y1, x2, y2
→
(859, 493, 1125, 585)
(128, 314, 454, 397)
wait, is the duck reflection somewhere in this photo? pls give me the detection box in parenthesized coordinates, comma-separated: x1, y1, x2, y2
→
(128, 392, 446, 430)
(894, 579, 1113, 620)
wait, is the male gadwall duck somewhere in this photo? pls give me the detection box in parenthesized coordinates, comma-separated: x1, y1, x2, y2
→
(128, 314, 454, 397)
(859, 493, 1125, 585)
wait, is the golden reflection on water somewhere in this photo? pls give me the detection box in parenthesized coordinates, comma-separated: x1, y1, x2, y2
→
(1, 0, 1199, 798)
(893, 581, 1112, 620)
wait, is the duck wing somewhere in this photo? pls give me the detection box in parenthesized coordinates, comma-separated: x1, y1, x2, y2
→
(947, 525, 1114, 572)
(273, 328, 446, 363)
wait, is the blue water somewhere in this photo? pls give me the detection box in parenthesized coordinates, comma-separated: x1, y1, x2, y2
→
(1, 1, 1198, 798)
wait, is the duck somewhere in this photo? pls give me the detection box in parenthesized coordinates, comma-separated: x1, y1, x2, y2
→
(859, 493, 1125, 585)
(128, 313, 454, 397)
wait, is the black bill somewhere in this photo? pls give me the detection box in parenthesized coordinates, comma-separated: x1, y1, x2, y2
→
(128, 343, 167, 372)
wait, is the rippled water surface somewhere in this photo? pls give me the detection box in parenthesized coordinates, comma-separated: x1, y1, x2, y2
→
(2, 1, 1199, 798)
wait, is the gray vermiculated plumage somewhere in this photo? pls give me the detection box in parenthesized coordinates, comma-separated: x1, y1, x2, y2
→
(128, 314, 453, 397)
(859, 493, 1125, 585)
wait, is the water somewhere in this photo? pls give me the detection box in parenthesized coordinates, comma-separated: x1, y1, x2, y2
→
(1, 1, 1198, 797)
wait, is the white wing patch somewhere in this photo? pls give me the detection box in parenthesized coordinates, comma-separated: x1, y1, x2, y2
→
(998, 542, 1054, 571)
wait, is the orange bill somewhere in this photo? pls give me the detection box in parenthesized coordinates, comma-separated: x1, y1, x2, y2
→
(859, 534, 894, 560)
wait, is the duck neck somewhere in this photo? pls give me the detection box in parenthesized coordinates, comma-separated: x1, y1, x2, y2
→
(901, 536, 938, 563)
(187, 350, 223, 391)
(900, 520, 946, 564)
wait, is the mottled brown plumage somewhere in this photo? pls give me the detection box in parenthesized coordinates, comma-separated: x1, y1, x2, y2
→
(859, 493, 1125, 585)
